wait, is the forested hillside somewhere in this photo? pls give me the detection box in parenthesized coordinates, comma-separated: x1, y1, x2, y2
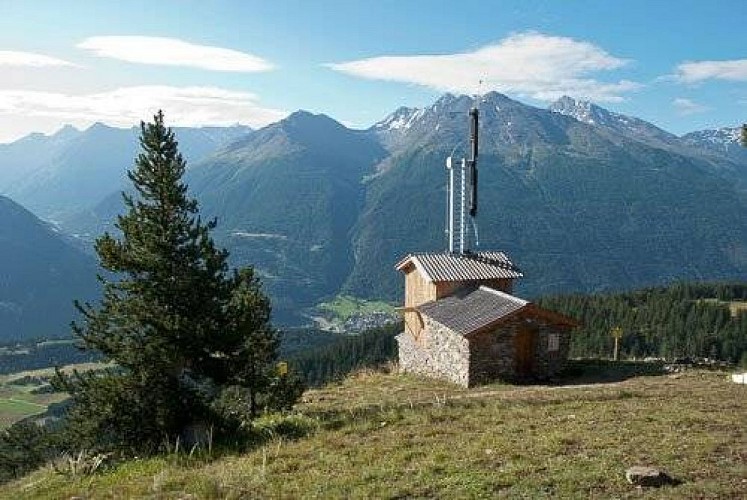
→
(186, 111, 387, 323)
(540, 282, 747, 363)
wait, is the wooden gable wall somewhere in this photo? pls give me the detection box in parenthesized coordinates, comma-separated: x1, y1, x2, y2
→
(403, 265, 436, 338)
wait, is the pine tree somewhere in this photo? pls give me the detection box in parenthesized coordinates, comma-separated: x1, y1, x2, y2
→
(741, 123, 747, 147)
(57, 111, 299, 453)
(80, 111, 233, 380)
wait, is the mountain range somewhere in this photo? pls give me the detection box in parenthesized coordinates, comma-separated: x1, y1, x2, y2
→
(0, 124, 251, 340)
(0, 122, 251, 221)
(2, 92, 747, 338)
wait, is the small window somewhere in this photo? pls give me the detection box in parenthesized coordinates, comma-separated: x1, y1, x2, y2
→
(548, 333, 560, 352)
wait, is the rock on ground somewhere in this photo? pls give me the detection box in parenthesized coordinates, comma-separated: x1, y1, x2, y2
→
(625, 466, 675, 487)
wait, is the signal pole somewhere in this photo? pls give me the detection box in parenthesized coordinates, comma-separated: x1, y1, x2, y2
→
(611, 326, 623, 361)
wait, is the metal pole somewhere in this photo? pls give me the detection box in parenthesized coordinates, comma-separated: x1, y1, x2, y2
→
(448, 159, 454, 253)
(460, 158, 466, 253)
(614, 337, 619, 361)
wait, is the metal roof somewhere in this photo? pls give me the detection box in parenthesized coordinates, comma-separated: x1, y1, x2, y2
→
(417, 286, 528, 335)
(395, 251, 523, 282)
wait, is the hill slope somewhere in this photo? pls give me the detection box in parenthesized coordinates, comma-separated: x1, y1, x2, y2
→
(0, 196, 98, 341)
(3, 368, 745, 498)
(186, 111, 387, 322)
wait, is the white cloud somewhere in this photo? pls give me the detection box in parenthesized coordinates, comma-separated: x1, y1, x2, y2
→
(674, 59, 747, 83)
(327, 32, 640, 102)
(0, 86, 287, 133)
(0, 50, 77, 67)
(672, 98, 709, 115)
(77, 36, 274, 72)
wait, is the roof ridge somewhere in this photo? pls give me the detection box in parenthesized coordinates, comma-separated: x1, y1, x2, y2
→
(478, 286, 529, 306)
(395, 251, 523, 281)
(418, 251, 518, 269)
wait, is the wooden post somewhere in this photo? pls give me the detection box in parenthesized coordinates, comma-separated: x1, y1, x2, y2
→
(611, 326, 623, 361)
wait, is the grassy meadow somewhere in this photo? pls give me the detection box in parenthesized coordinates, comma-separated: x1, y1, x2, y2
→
(0, 362, 108, 429)
(317, 295, 396, 321)
(3, 361, 746, 499)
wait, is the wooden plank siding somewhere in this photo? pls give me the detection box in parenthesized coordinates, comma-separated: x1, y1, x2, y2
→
(403, 266, 436, 339)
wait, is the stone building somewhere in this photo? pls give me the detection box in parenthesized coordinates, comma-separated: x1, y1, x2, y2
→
(395, 251, 577, 387)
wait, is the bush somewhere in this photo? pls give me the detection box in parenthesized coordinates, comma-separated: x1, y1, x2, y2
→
(0, 421, 58, 484)
(53, 369, 196, 455)
(211, 369, 306, 432)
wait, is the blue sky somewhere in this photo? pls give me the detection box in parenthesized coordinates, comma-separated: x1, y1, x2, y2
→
(1, 0, 745, 142)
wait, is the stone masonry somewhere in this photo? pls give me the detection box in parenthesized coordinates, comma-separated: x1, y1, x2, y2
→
(398, 312, 572, 388)
(397, 316, 470, 387)
(469, 315, 571, 385)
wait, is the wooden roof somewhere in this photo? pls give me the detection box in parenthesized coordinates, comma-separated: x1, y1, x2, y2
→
(395, 251, 523, 282)
(416, 286, 577, 336)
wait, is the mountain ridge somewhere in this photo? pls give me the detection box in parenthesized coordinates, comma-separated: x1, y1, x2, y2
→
(0, 123, 253, 221)
(6, 93, 747, 335)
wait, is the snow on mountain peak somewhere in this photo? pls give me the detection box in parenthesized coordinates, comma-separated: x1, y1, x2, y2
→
(549, 96, 602, 125)
(682, 127, 742, 147)
(392, 108, 425, 130)
(373, 106, 425, 131)
(549, 96, 679, 147)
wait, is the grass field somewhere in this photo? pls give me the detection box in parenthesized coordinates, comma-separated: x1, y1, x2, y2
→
(317, 294, 396, 321)
(0, 398, 46, 428)
(728, 301, 747, 317)
(0, 362, 109, 429)
(3, 362, 746, 498)
(698, 297, 747, 318)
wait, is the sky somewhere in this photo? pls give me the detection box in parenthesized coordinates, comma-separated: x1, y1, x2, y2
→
(0, 0, 746, 143)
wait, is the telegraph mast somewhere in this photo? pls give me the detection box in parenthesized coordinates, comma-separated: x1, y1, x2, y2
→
(445, 104, 480, 254)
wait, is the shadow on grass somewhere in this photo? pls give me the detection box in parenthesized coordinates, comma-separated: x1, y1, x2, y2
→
(549, 359, 666, 386)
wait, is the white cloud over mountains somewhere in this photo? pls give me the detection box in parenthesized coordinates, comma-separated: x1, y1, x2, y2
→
(327, 32, 641, 102)
(672, 98, 709, 115)
(0, 86, 287, 132)
(77, 36, 274, 72)
(674, 59, 747, 83)
(0, 50, 77, 67)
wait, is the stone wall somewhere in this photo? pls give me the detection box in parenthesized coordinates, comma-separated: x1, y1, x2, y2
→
(468, 322, 517, 385)
(468, 314, 572, 386)
(531, 321, 572, 378)
(398, 312, 572, 388)
(397, 316, 470, 387)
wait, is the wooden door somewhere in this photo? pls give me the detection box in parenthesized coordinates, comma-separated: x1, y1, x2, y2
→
(514, 325, 536, 377)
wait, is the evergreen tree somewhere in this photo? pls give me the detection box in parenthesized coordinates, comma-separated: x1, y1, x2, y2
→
(57, 112, 299, 453)
(741, 123, 747, 147)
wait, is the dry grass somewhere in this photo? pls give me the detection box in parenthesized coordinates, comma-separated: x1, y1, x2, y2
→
(3, 364, 747, 499)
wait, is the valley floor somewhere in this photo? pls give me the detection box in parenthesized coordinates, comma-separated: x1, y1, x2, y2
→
(4, 364, 746, 499)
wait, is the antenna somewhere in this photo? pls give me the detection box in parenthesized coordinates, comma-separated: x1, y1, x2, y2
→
(468, 107, 479, 217)
(444, 100, 481, 254)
